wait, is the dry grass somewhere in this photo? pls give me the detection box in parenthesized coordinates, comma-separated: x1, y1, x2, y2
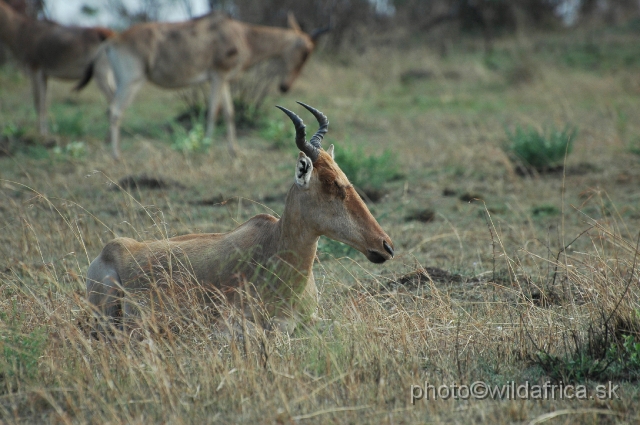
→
(1, 29, 640, 423)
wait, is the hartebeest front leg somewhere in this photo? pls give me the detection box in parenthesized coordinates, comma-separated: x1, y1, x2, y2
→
(220, 81, 238, 156)
(207, 73, 237, 157)
(31, 69, 48, 136)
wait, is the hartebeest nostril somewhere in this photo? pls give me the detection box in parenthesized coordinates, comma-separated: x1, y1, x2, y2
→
(383, 240, 394, 257)
(279, 84, 290, 93)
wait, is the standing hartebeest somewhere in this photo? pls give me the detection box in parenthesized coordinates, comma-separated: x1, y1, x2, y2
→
(86, 103, 394, 335)
(74, 12, 328, 160)
(0, 1, 115, 136)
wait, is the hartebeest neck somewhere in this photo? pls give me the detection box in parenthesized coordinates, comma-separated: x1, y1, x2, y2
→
(272, 185, 320, 279)
(241, 24, 302, 69)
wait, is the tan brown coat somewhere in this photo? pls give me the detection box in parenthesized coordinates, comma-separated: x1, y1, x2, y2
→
(86, 104, 394, 334)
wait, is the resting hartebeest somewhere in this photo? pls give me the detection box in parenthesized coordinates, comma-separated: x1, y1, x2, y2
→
(0, 1, 114, 135)
(86, 103, 394, 335)
(75, 12, 327, 160)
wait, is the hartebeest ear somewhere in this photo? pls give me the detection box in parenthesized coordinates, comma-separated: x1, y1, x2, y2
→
(326, 144, 335, 160)
(295, 151, 313, 189)
(288, 12, 302, 32)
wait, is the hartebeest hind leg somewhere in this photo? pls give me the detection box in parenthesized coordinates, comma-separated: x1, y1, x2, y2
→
(30, 69, 48, 136)
(93, 51, 116, 103)
(108, 47, 146, 159)
(207, 74, 237, 157)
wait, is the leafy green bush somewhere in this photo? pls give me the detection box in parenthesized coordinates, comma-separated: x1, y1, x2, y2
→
(260, 118, 294, 149)
(51, 110, 85, 137)
(505, 125, 577, 171)
(170, 122, 211, 154)
(606, 334, 640, 379)
(231, 97, 264, 130)
(317, 236, 357, 259)
(53, 141, 87, 159)
(2, 123, 26, 139)
(334, 144, 401, 192)
(629, 137, 640, 156)
(531, 204, 559, 218)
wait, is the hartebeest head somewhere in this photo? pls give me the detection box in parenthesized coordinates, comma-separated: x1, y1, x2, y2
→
(277, 102, 394, 263)
(278, 14, 329, 93)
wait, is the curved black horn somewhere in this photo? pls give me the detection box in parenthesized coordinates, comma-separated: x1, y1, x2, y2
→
(275, 105, 319, 161)
(310, 24, 331, 42)
(296, 102, 328, 149)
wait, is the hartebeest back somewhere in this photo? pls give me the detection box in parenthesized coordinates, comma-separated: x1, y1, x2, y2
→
(86, 103, 393, 334)
(75, 12, 328, 160)
(0, 1, 114, 135)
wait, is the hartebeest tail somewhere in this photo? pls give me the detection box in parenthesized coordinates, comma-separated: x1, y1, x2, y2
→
(74, 59, 95, 92)
(86, 103, 393, 335)
(74, 11, 328, 160)
(0, 1, 115, 135)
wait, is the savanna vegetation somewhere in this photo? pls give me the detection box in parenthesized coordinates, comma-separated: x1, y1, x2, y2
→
(1, 2, 640, 423)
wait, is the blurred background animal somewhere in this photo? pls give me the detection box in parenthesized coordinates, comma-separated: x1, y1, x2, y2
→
(75, 10, 328, 159)
(0, 0, 114, 136)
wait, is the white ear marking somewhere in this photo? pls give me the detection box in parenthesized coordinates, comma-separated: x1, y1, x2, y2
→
(295, 151, 313, 189)
(327, 144, 335, 160)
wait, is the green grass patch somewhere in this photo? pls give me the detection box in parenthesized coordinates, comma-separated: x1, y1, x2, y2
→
(0, 324, 47, 390)
(531, 204, 560, 218)
(50, 108, 85, 138)
(259, 118, 294, 150)
(317, 237, 358, 260)
(1, 123, 26, 140)
(170, 122, 211, 154)
(334, 143, 401, 192)
(53, 141, 88, 159)
(505, 124, 577, 172)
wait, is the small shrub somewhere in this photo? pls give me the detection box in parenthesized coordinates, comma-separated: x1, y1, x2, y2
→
(2, 123, 26, 139)
(231, 97, 263, 130)
(51, 110, 85, 137)
(611, 334, 640, 372)
(317, 236, 357, 259)
(629, 137, 640, 156)
(334, 144, 401, 193)
(260, 119, 294, 149)
(170, 122, 211, 154)
(505, 124, 577, 172)
(540, 333, 640, 383)
(534, 350, 612, 383)
(1, 124, 30, 156)
(53, 141, 87, 159)
(531, 204, 560, 218)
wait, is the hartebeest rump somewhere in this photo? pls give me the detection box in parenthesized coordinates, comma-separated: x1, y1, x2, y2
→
(86, 103, 394, 334)
(0, 1, 114, 135)
(75, 12, 327, 160)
